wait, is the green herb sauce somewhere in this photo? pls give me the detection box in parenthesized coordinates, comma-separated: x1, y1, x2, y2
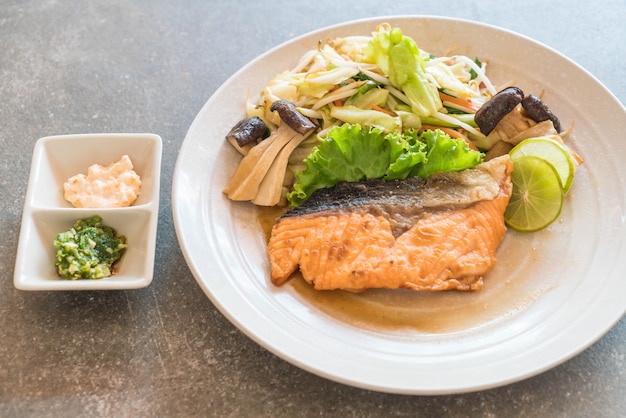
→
(54, 215, 127, 280)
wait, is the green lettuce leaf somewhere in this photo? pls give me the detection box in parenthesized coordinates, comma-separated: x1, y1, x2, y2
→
(287, 124, 391, 206)
(413, 129, 484, 178)
(383, 130, 427, 180)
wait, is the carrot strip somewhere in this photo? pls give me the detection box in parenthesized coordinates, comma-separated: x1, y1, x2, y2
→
(370, 103, 395, 116)
(439, 92, 481, 113)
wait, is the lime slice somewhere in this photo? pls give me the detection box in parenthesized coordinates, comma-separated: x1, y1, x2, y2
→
(504, 155, 564, 232)
(509, 137, 575, 193)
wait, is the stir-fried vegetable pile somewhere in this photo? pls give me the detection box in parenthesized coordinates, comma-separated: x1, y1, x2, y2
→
(250, 24, 492, 142)
(224, 23, 579, 214)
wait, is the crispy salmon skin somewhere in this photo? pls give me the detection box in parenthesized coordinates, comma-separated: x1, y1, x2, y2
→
(267, 155, 513, 292)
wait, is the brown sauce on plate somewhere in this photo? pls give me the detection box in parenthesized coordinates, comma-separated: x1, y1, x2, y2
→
(257, 206, 543, 334)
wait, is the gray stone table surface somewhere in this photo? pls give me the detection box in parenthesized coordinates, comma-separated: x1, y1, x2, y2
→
(1, 0, 624, 416)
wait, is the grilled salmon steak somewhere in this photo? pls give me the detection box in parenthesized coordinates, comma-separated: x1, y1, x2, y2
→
(267, 155, 513, 291)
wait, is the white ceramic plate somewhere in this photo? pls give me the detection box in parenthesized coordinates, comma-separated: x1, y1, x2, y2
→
(14, 133, 162, 291)
(172, 16, 626, 394)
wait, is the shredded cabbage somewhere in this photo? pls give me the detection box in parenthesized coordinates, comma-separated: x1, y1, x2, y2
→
(365, 26, 442, 118)
(253, 23, 494, 141)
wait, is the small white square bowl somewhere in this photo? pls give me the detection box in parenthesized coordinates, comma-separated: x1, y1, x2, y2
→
(14, 133, 162, 290)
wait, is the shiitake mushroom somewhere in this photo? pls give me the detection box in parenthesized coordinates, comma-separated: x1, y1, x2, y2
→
(521, 94, 562, 132)
(474, 87, 524, 135)
(270, 100, 316, 134)
(475, 87, 563, 135)
(226, 116, 269, 147)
